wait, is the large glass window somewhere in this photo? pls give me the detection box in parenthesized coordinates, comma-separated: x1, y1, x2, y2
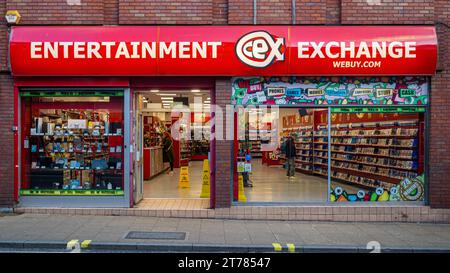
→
(330, 108, 426, 202)
(232, 76, 428, 204)
(20, 91, 124, 196)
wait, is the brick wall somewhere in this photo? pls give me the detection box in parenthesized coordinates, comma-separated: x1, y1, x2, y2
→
(228, 0, 253, 24)
(0, 74, 14, 207)
(341, 0, 434, 25)
(296, 0, 327, 25)
(428, 1, 450, 209)
(119, 0, 213, 25)
(257, 0, 292, 25)
(104, 0, 119, 25)
(213, 0, 228, 25)
(326, 0, 340, 25)
(6, 0, 104, 25)
(429, 70, 450, 209)
(0, 0, 449, 209)
(214, 78, 232, 208)
(1, 0, 7, 72)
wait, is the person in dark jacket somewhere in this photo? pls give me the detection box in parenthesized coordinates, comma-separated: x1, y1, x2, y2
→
(284, 135, 297, 179)
(162, 131, 174, 175)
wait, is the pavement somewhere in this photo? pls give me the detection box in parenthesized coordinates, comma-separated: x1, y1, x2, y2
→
(1, 213, 450, 253)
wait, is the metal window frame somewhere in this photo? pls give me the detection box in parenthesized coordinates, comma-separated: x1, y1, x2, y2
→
(231, 103, 428, 207)
(17, 87, 131, 208)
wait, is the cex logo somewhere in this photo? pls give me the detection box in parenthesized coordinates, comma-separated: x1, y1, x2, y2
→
(235, 31, 285, 68)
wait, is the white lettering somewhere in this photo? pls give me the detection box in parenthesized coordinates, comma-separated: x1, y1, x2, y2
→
(141, 42, 156, 58)
(87, 42, 101, 58)
(44, 42, 58, 58)
(115, 42, 130, 58)
(31, 42, 42, 58)
(208, 42, 222, 58)
(340, 41, 355, 58)
(388, 41, 403, 58)
(178, 42, 190, 58)
(101, 42, 116, 58)
(310, 42, 325, 58)
(60, 42, 73, 58)
(325, 41, 339, 59)
(193, 42, 207, 58)
(297, 42, 310, 58)
(73, 42, 85, 58)
(160, 42, 176, 58)
(130, 42, 141, 59)
(297, 41, 415, 59)
(404, 42, 416, 58)
(356, 42, 371, 58)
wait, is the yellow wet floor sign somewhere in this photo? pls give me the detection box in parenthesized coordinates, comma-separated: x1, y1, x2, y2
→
(178, 166, 190, 188)
(200, 159, 210, 198)
(238, 175, 247, 202)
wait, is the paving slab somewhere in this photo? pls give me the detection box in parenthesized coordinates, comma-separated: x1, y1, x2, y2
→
(1, 213, 450, 252)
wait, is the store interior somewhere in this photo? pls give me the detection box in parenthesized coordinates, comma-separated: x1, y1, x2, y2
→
(134, 89, 211, 201)
(236, 107, 424, 203)
(20, 90, 424, 204)
(21, 92, 125, 196)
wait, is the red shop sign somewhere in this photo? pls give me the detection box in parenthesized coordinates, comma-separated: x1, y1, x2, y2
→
(9, 26, 437, 76)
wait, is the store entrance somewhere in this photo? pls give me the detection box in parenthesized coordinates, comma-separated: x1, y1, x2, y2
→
(133, 90, 211, 207)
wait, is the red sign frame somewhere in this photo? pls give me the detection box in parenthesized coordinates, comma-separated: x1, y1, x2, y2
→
(9, 26, 437, 76)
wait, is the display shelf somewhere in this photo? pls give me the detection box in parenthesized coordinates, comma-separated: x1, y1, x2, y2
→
(330, 150, 415, 160)
(25, 109, 124, 191)
(328, 143, 416, 149)
(313, 162, 402, 185)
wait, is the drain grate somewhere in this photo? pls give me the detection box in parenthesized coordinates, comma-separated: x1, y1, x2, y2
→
(125, 231, 186, 240)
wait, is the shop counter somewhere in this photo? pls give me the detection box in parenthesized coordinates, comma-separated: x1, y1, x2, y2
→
(262, 151, 281, 166)
(143, 147, 167, 180)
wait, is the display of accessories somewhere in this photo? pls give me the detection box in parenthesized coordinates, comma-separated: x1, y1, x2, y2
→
(26, 108, 123, 191)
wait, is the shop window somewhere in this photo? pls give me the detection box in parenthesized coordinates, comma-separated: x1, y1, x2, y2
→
(232, 76, 428, 203)
(20, 92, 124, 196)
(330, 109, 426, 202)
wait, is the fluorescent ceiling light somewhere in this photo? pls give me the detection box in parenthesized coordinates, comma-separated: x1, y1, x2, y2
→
(150, 89, 159, 93)
(157, 93, 177, 96)
(191, 89, 201, 93)
(160, 97, 174, 100)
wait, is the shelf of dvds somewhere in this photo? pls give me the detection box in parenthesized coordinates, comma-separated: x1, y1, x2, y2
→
(279, 115, 422, 190)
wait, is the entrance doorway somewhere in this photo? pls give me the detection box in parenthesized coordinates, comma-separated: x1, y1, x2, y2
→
(133, 89, 211, 208)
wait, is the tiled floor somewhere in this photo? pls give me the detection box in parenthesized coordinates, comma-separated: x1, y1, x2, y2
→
(136, 198, 210, 210)
(142, 159, 362, 202)
(143, 160, 206, 199)
(244, 159, 361, 202)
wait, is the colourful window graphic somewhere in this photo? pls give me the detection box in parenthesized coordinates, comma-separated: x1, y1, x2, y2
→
(232, 76, 428, 106)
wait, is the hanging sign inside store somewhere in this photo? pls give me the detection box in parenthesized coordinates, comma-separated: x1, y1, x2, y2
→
(9, 26, 437, 76)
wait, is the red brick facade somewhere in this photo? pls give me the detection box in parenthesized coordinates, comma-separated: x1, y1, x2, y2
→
(0, 0, 449, 209)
